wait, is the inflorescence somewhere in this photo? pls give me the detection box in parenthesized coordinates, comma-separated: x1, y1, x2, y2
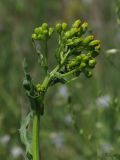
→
(22, 19, 101, 160)
(23, 19, 100, 107)
(32, 19, 100, 79)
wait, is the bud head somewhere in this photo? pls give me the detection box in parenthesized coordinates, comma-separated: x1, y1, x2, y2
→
(72, 19, 81, 28)
(62, 22, 68, 31)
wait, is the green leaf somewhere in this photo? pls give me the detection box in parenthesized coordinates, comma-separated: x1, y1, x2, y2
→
(23, 58, 28, 73)
(19, 111, 33, 159)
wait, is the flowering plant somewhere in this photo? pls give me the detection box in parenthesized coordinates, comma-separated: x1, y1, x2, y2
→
(20, 19, 100, 160)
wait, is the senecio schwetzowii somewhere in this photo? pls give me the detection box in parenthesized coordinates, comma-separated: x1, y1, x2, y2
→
(20, 19, 100, 160)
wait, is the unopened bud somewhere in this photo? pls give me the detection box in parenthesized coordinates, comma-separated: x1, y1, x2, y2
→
(73, 38, 83, 45)
(38, 27, 43, 33)
(64, 31, 71, 38)
(85, 70, 92, 78)
(38, 34, 46, 41)
(42, 23, 48, 30)
(95, 44, 100, 51)
(81, 22, 88, 32)
(49, 27, 54, 37)
(43, 30, 48, 35)
(66, 39, 74, 46)
(87, 52, 92, 58)
(69, 60, 76, 68)
(89, 40, 100, 46)
(72, 19, 81, 28)
(88, 59, 96, 68)
(56, 23, 62, 33)
(34, 27, 40, 34)
(80, 62, 86, 69)
(70, 28, 78, 36)
(83, 35, 94, 44)
(76, 55, 82, 61)
(82, 55, 89, 62)
(62, 22, 68, 31)
(32, 34, 37, 40)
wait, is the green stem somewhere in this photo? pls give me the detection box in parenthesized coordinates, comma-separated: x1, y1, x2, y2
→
(61, 68, 79, 77)
(44, 41, 48, 73)
(32, 110, 40, 160)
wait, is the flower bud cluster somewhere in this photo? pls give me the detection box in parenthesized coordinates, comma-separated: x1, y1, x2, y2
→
(66, 53, 97, 77)
(31, 19, 100, 79)
(61, 19, 100, 78)
(32, 23, 54, 41)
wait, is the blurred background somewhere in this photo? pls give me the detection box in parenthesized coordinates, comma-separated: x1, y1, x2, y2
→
(0, 0, 120, 159)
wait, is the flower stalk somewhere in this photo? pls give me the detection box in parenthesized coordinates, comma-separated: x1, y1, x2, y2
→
(32, 110, 40, 160)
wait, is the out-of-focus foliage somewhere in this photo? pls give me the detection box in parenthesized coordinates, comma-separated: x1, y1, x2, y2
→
(0, 0, 120, 160)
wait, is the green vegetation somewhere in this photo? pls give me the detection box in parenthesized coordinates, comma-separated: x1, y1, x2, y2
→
(0, 0, 120, 160)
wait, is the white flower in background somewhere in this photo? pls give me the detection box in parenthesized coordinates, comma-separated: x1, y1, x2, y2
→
(96, 121, 103, 129)
(11, 146, 23, 158)
(50, 132, 64, 149)
(58, 85, 69, 98)
(96, 95, 111, 108)
(100, 142, 113, 154)
(54, 85, 69, 106)
(64, 114, 73, 125)
(0, 134, 11, 145)
(106, 49, 119, 55)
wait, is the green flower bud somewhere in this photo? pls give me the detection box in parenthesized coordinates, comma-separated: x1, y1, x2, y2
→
(67, 39, 73, 43)
(84, 70, 92, 78)
(73, 38, 83, 45)
(32, 33, 37, 40)
(95, 44, 100, 51)
(83, 35, 94, 44)
(43, 30, 48, 36)
(87, 52, 92, 58)
(82, 55, 89, 62)
(56, 23, 62, 33)
(42, 23, 48, 30)
(62, 22, 68, 31)
(72, 19, 81, 28)
(80, 62, 86, 69)
(38, 34, 46, 41)
(36, 84, 45, 92)
(88, 59, 96, 68)
(66, 39, 74, 46)
(81, 22, 88, 32)
(49, 27, 54, 37)
(80, 54, 86, 59)
(76, 55, 82, 61)
(89, 40, 100, 46)
(38, 27, 43, 33)
(70, 28, 78, 36)
(34, 27, 40, 34)
(69, 60, 76, 67)
(64, 31, 71, 38)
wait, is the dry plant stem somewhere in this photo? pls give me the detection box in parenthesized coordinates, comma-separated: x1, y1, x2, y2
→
(32, 109, 40, 160)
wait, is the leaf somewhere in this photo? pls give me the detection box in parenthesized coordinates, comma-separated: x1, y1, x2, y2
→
(23, 58, 28, 73)
(19, 111, 33, 159)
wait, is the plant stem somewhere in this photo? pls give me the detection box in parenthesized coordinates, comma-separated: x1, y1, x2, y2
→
(32, 109, 40, 160)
